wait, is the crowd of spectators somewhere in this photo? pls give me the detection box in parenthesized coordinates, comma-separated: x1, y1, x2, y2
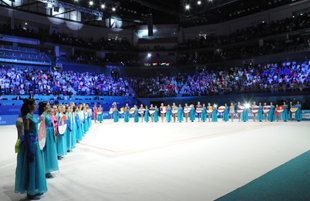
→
(178, 12, 310, 50)
(127, 74, 187, 97)
(0, 65, 131, 96)
(183, 59, 310, 96)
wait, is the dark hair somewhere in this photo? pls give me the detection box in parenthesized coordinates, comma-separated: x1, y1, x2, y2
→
(21, 98, 36, 117)
(39, 101, 48, 116)
(73, 106, 77, 112)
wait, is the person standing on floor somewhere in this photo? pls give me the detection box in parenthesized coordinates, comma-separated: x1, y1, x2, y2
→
(241, 103, 248, 122)
(295, 101, 302, 122)
(201, 104, 207, 122)
(268, 102, 275, 122)
(189, 104, 196, 122)
(263, 102, 268, 122)
(15, 99, 48, 200)
(93, 104, 98, 123)
(160, 103, 165, 123)
(211, 104, 218, 122)
(124, 104, 130, 123)
(184, 103, 189, 122)
(177, 104, 184, 123)
(207, 103, 212, 122)
(134, 105, 139, 123)
(282, 102, 289, 122)
(257, 102, 264, 122)
(252, 101, 257, 122)
(144, 106, 150, 122)
(229, 103, 235, 122)
(113, 105, 119, 122)
(97, 104, 103, 123)
(154, 106, 159, 122)
(56, 105, 67, 160)
(223, 103, 229, 122)
(166, 105, 173, 123)
(39, 101, 59, 179)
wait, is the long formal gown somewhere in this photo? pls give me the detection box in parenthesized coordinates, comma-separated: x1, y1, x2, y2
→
(257, 106, 264, 121)
(154, 109, 159, 122)
(211, 107, 218, 122)
(42, 113, 59, 174)
(15, 114, 48, 196)
(56, 113, 67, 157)
(124, 109, 130, 122)
(75, 112, 83, 142)
(97, 107, 103, 123)
(200, 107, 207, 122)
(189, 107, 196, 121)
(268, 106, 276, 122)
(222, 106, 229, 122)
(114, 110, 119, 122)
(241, 108, 249, 122)
(177, 107, 184, 122)
(166, 108, 173, 122)
(144, 109, 150, 122)
(134, 109, 139, 122)
(282, 105, 289, 121)
(295, 104, 302, 121)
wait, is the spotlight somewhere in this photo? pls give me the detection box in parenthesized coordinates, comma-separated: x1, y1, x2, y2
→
(89, 1, 93, 5)
(147, 53, 151, 57)
(112, 7, 116, 11)
(245, 103, 250, 109)
(101, 4, 105, 8)
(185, 5, 190, 10)
(197, 1, 201, 5)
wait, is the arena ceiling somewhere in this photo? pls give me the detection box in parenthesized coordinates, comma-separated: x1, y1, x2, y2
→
(58, 0, 299, 26)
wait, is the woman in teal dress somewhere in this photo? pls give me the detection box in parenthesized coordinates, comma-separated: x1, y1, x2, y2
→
(200, 104, 207, 122)
(113, 106, 119, 122)
(75, 109, 83, 143)
(144, 106, 150, 122)
(134, 105, 139, 122)
(97, 105, 103, 123)
(268, 102, 276, 122)
(222, 103, 229, 122)
(15, 99, 48, 200)
(257, 102, 264, 122)
(154, 106, 159, 122)
(71, 108, 77, 148)
(211, 104, 218, 122)
(87, 105, 92, 127)
(177, 104, 184, 122)
(189, 104, 196, 122)
(241, 104, 248, 122)
(39, 102, 59, 179)
(83, 107, 89, 133)
(66, 106, 73, 152)
(282, 102, 289, 122)
(124, 105, 130, 122)
(295, 101, 302, 121)
(56, 105, 67, 159)
(166, 105, 173, 122)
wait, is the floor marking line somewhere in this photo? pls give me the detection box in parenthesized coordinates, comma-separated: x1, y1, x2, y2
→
(79, 143, 130, 153)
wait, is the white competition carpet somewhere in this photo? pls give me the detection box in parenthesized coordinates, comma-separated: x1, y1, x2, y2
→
(1, 119, 310, 201)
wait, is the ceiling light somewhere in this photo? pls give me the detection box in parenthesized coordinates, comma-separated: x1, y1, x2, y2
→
(101, 4, 105, 8)
(112, 7, 116, 11)
(185, 5, 190, 10)
(197, 1, 201, 5)
(89, 1, 93, 5)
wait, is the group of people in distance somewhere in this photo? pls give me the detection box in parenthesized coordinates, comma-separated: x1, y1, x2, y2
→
(99, 101, 303, 123)
(15, 99, 93, 200)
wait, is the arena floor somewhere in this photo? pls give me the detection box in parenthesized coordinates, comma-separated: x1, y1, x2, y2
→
(1, 119, 310, 201)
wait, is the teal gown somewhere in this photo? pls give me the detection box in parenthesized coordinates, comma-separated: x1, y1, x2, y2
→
(282, 105, 289, 121)
(257, 106, 264, 121)
(241, 108, 248, 122)
(177, 107, 184, 122)
(268, 106, 276, 122)
(124, 109, 130, 122)
(114, 110, 119, 122)
(84, 112, 89, 133)
(42, 113, 59, 174)
(144, 109, 150, 122)
(154, 109, 159, 122)
(66, 113, 72, 152)
(295, 104, 302, 121)
(75, 112, 83, 142)
(189, 107, 196, 122)
(211, 107, 218, 122)
(97, 107, 103, 123)
(201, 107, 207, 122)
(222, 106, 229, 122)
(15, 114, 48, 196)
(166, 108, 172, 122)
(56, 113, 67, 157)
(71, 113, 77, 148)
(134, 109, 139, 122)
(88, 110, 92, 127)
